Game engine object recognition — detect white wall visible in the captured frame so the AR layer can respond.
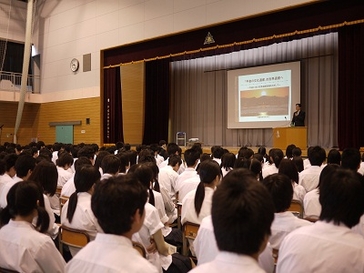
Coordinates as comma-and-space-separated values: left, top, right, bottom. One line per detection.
1, 0, 317, 103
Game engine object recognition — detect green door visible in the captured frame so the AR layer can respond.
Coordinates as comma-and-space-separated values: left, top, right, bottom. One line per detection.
56, 125, 73, 144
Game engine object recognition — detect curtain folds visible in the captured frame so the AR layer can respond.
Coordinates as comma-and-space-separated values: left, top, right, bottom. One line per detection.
338, 24, 364, 149
103, 67, 123, 144
170, 33, 338, 148
143, 59, 170, 144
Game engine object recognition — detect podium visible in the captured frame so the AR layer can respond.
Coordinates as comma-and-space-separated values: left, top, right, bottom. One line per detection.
273, 127, 307, 150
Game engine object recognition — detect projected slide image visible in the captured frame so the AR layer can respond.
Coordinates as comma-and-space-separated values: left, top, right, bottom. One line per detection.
239, 87, 289, 117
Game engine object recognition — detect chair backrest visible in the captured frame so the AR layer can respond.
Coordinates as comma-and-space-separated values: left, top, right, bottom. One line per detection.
55, 186, 62, 197
182, 222, 200, 256
272, 248, 279, 273
58, 225, 90, 255
177, 202, 182, 229
132, 241, 147, 258
0, 267, 19, 273
59, 195, 69, 215
303, 216, 319, 223
288, 199, 304, 218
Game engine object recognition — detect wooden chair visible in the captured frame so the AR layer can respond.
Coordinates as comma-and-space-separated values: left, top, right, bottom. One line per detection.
177, 202, 182, 230
55, 186, 62, 197
0, 268, 19, 273
58, 225, 90, 255
272, 248, 279, 273
59, 195, 69, 215
132, 241, 147, 258
304, 216, 319, 223
288, 199, 304, 218
182, 222, 200, 256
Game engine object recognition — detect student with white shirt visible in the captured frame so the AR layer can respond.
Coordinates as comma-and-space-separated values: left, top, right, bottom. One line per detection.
220, 152, 235, 177
158, 154, 181, 201
175, 148, 201, 197
28, 160, 60, 238
61, 165, 103, 256
299, 146, 326, 192
278, 159, 306, 203
278, 168, 364, 273
100, 154, 120, 180
56, 152, 74, 187
181, 160, 221, 225
260, 173, 312, 273
0, 153, 17, 197
0, 154, 35, 208
0, 181, 65, 272
65, 175, 159, 273
262, 148, 284, 179
190, 168, 275, 273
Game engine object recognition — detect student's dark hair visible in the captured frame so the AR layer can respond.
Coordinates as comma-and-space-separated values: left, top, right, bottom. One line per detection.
126, 150, 138, 167
28, 160, 58, 196
77, 146, 95, 160
94, 150, 111, 170
250, 158, 263, 181
278, 158, 299, 183
212, 169, 274, 255
116, 152, 130, 173
4, 153, 18, 172
211, 146, 224, 159
263, 173, 292, 212
38, 148, 52, 162
194, 160, 220, 216
15, 154, 36, 178
292, 156, 304, 172
0, 181, 49, 233
91, 175, 147, 235
327, 149, 341, 165
238, 147, 254, 159
184, 148, 201, 167
319, 168, 364, 228
138, 148, 156, 164
56, 152, 73, 168
36, 141, 45, 150
258, 146, 267, 156
128, 164, 155, 206
292, 147, 302, 157
270, 148, 284, 168
74, 156, 92, 172
191, 143, 203, 155
221, 152, 236, 171
285, 144, 296, 159
234, 157, 251, 169
168, 154, 182, 167
308, 146, 326, 166
317, 163, 340, 189
101, 154, 120, 174
341, 148, 361, 171
166, 143, 179, 156
67, 165, 101, 223
252, 153, 264, 163
143, 161, 160, 192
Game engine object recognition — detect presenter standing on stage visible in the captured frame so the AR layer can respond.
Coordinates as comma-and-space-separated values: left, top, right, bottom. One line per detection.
291, 103, 305, 126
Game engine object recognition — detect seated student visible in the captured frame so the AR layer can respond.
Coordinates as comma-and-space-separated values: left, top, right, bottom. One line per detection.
158, 154, 182, 201
65, 175, 158, 273
61, 156, 93, 197
56, 152, 74, 187
0, 181, 65, 272
220, 152, 235, 177
341, 147, 361, 172
0, 153, 17, 197
181, 160, 221, 225
278, 159, 306, 203
61, 165, 103, 256
277, 169, 364, 273
262, 148, 284, 179
28, 160, 60, 238
303, 164, 340, 219
100, 154, 121, 180
327, 148, 341, 165
263, 173, 312, 248
0, 154, 35, 208
190, 168, 275, 273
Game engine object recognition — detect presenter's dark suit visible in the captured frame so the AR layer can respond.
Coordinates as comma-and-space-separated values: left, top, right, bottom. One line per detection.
291, 110, 305, 126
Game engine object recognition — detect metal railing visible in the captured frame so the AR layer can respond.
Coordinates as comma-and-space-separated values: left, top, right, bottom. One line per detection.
0, 71, 40, 93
